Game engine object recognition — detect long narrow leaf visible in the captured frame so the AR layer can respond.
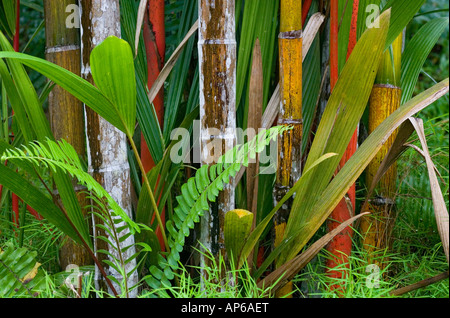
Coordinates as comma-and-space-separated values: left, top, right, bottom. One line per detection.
289, 79, 449, 263
400, 17, 449, 104
0, 164, 81, 244
408, 117, 449, 263
279, 9, 392, 265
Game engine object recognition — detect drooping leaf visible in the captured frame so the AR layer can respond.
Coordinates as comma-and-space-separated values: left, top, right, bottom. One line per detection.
0, 164, 81, 244
0, 37, 124, 133
407, 118, 449, 263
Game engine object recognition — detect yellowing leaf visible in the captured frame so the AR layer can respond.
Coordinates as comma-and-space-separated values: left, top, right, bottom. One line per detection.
21, 262, 41, 284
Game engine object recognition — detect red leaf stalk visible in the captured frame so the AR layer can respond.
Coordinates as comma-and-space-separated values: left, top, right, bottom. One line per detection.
142, 0, 166, 251
302, 0, 313, 28
326, 0, 359, 294
11, 0, 21, 227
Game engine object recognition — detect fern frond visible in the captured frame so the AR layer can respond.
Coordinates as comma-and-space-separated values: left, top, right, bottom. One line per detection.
1, 139, 148, 298
0, 242, 41, 297
147, 126, 290, 291
1, 138, 140, 234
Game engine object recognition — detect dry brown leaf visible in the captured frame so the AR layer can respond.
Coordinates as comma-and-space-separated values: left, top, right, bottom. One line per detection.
135, 0, 148, 56
408, 117, 449, 263
147, 20, 198, 104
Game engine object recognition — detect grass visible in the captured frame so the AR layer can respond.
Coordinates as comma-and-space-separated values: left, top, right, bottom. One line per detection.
292, 227, 448, 298
289, 102, 449, 298
140, 246, 278, 298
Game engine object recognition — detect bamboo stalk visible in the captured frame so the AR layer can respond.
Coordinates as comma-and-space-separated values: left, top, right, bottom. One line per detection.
360, 33, 403, 269
80, 0, 138, 297
273, 0, 302, 298
43, 0, 92, 270
198, 0, 237, 273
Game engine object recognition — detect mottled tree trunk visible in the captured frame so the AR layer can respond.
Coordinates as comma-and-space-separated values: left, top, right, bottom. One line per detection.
44, 0, 92, 271
80, 0, 137, 297
198, 0, 237, 273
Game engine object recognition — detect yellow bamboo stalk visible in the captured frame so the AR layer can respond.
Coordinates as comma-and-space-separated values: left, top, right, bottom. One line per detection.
273, 0, 302, 298
361, 33, 403, 268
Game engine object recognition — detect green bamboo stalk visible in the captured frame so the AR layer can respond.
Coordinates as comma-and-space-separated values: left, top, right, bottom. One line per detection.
43, 0, 92, 270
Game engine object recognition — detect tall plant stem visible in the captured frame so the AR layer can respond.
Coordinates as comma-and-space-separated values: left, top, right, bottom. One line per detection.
142, 0, 166, 251
128, 133, 170, 253
11, 0, 20, 227
44, 0, 92, 270
13, 0, 20, 52
80, 0, 137, 296
198, 0, 237, 271
360, 33, 403, 268
326, 0, 359, 293
274, 0, 303, 297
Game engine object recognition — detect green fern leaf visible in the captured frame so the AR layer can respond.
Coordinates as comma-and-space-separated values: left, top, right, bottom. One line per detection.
148, 126, 290, 292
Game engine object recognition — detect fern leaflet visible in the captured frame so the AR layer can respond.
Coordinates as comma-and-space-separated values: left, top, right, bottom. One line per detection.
145, 126, 289, 291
